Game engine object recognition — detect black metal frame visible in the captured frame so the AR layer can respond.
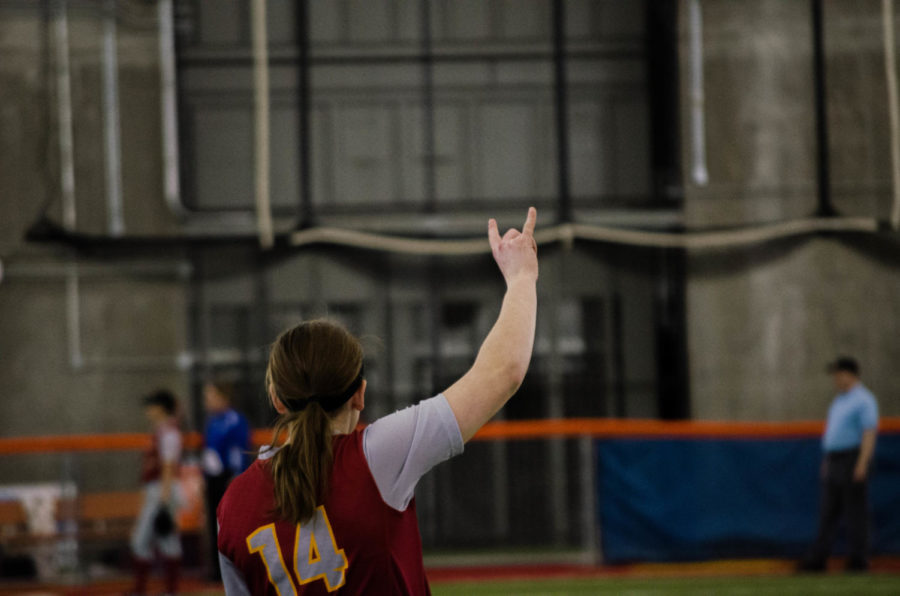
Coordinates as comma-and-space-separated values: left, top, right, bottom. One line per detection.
295, 0, 313, 227
645, 0, 689, 419
646, 0, 683, 204
811, 0, 835, 217
420, 0, 437, 214
179, 1, 691, 423
173, 0, 659, 219
552, 0, 572, 224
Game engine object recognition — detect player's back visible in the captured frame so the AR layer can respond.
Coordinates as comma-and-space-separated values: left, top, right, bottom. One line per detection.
217, 429, 430, 595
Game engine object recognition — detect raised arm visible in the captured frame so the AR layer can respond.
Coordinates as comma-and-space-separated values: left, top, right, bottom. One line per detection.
443, 207, 539, 442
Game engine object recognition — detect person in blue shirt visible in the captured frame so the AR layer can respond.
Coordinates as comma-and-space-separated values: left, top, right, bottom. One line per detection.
202, 380, 251, 581
800, 356, 878, 572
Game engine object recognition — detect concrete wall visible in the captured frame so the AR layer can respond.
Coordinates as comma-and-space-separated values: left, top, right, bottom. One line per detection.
826, 0, 895, 216
0, 3, 181, 242
688, 237, 900, 420
0, 262, 190, 489
682, 0, 817, 228
0, 3, 189, 491
683, 0, 900, 420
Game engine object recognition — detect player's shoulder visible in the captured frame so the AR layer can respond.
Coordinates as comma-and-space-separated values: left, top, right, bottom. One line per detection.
159, 419, 181, 433
853, 383, 877, 403
158, 422, 182, 442
221, 460, 266, 502
330, 429, 371, 476
233, 456, 266, 482
218, 460, 272, 533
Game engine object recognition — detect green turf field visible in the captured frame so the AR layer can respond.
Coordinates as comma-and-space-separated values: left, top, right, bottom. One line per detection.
430, 575, 900, 595
6, 574, 896, 596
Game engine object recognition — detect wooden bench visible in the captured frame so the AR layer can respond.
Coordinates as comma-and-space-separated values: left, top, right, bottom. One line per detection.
0, 501, 28, 544
0, 491, 202, 552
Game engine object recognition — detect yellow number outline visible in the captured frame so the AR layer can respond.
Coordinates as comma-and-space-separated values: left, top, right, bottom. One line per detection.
246, 507, 348, 594
294, 506, 348, 592
246, 524, 298, 596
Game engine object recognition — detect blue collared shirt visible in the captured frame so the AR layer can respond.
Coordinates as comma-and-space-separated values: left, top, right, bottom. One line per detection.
822, 382, 878, 452
203, 408, 251, 476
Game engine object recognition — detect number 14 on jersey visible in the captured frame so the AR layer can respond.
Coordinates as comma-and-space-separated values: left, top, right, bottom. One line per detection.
247, 506, 348, 593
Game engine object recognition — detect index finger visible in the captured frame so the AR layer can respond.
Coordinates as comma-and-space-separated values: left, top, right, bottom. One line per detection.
522, 206, 537, 237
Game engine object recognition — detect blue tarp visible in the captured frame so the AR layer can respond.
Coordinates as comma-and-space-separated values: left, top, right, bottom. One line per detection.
597, 434, 900, 562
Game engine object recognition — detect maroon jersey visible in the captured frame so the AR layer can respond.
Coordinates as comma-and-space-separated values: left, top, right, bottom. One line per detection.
217, 429, 431, 595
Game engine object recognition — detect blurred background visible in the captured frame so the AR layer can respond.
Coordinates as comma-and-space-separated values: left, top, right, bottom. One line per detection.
1, 0, 900, 589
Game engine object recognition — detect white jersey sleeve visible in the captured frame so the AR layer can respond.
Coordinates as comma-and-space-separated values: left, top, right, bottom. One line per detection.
159, 426, 182, 464
219, 552, 252, 596
362, 393, 464, 511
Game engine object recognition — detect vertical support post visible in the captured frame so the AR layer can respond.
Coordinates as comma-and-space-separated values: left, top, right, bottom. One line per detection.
578, 436, 600, 561
54, 0, 76, 229
252, 252, 271, 395
378, 265, 396, 419
883, 0, 900, 229
686, 0, 708, 186
811, 0, 835, 216
552, 0, 571, 223
545, 256, 568, 545
58, 452, 80, 576
421, 0, 437, 212
490, 438, 510, 542
158, 0, 185, 217
655, 248, 690, 419
425, 258, 442, 545
252, 0, 274, 249
419, 468, 438, 547
427, 259, 442, 399
66, 264, 83, 370
295, 0, 313, 227
645, 2, 690, 421
102, 0, 124, 236
187, 247, 205, 434
612, 293, 626, 417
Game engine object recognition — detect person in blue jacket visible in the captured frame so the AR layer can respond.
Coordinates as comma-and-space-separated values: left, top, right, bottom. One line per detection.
202, 380, 251, 580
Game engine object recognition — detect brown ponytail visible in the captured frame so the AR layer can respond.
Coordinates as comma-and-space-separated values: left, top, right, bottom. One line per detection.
265, 320, 364, 525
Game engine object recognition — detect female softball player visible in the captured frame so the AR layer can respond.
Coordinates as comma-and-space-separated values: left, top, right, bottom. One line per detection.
130, 389, 183, 596
216, 207, 539, 595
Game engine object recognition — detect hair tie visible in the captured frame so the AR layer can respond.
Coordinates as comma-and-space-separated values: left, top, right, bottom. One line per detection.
279, 364, 364, 414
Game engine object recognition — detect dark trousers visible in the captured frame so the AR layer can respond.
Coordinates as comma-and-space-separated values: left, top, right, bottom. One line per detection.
808, 449, 869, 567
205, 472, 233, 581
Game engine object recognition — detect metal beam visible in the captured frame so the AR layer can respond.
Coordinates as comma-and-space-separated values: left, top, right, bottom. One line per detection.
295, 0, 313, 227
54, 0, 76, 229
552, 0, 571, 223
101, 0, 124, 236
